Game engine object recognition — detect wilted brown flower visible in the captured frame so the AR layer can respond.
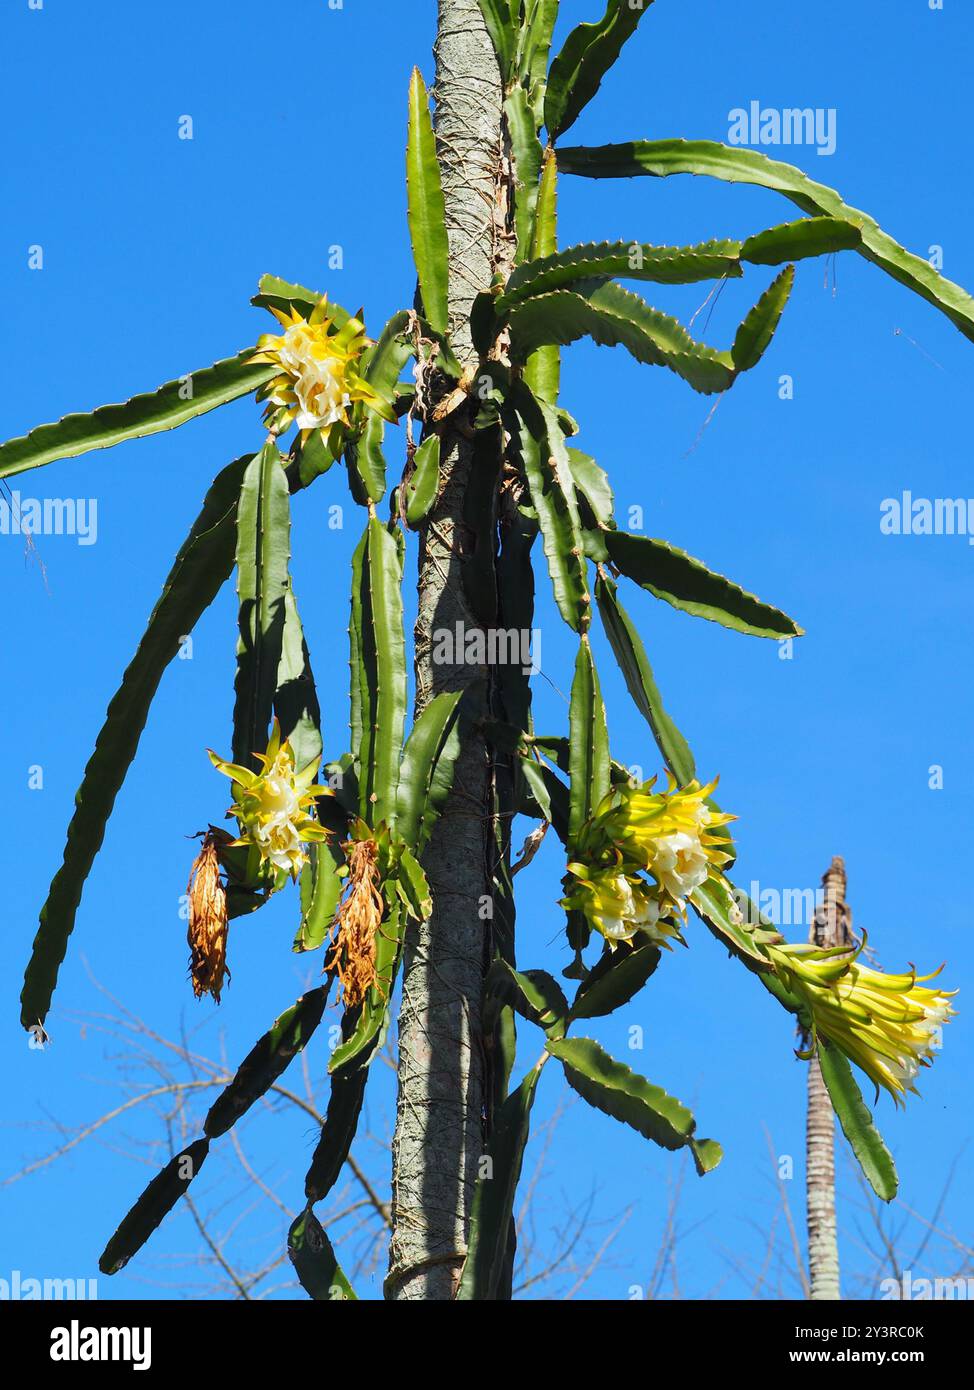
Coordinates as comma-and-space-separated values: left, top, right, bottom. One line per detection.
187, 832, 230, 1002
327, 837, 384, 1008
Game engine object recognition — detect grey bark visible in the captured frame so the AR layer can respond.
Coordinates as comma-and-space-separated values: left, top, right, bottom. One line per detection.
805, 856, 852, 1301
386, 0, 506, 1300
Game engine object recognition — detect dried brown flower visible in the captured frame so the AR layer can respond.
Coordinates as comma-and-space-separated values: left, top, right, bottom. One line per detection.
327, 837, 384, 1008
187, 832, 230, 1003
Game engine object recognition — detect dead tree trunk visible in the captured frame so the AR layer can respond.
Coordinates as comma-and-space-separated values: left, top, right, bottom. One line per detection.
805, 855, 852, 1300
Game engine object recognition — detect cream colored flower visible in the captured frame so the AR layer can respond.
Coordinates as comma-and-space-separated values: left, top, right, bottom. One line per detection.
576, 772, 734, 917
291, 356, 349, 430
208, 720, 330, 880
250, 300, 395, 446
653, 830, 711, 901
561, 863, 680, 951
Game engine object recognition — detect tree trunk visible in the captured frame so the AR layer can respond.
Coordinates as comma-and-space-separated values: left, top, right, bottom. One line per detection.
805, 856, 851, 1301
386, 0, 506, 1301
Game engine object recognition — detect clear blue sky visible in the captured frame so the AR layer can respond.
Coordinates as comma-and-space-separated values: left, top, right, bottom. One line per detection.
2, 0, 971, 1300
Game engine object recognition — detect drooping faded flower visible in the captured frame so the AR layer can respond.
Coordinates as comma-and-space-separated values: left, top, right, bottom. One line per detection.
208, 720, 330, 879
561, 863, 681, 950
187, 831, 230, 1002
250, 299, 395, 449
327, 829, 385, 1008
769, 940, 956, 1104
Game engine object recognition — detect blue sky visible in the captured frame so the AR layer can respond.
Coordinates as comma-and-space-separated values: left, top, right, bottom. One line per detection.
2, 0, 971, 1301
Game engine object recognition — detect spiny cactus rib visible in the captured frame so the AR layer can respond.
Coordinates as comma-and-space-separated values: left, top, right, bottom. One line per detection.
20, 456, 252, 1031
232, 438, 292, 770
406, 67, 450, 336
557, 138, 974, 343
0, 353, 275, 481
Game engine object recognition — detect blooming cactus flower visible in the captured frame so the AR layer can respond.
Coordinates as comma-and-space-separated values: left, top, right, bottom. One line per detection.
208, 720, 330, 879
561, 863, 681, 949
769, 940, 956, 1103
564, 773, 735, 947
250, 299, 396, 448
587, 774, 735, 907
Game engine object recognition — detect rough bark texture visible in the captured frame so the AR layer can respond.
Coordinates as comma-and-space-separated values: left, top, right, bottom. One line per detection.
386, 0, 506, 1301
805, 856, 852, 1301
